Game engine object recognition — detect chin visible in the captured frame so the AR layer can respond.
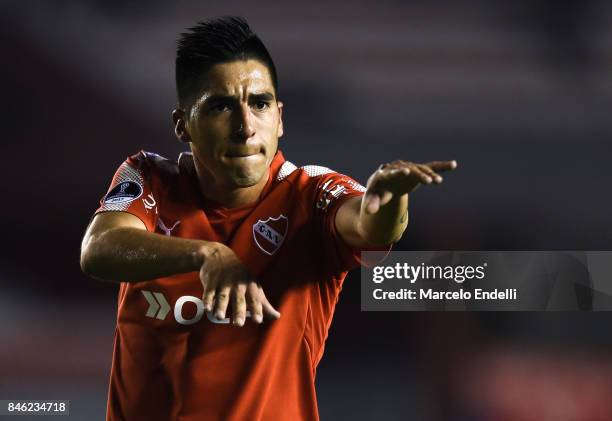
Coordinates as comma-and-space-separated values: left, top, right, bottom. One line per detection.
230, 168, 266, 187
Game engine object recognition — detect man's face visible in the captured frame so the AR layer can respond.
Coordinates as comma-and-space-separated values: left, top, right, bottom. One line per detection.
181, 59, 283, 188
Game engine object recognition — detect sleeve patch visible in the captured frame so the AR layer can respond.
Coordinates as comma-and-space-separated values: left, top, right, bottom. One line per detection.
100, 163, 145, 211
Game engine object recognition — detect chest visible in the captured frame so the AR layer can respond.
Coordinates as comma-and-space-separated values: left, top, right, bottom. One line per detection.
154, 183, 318, 275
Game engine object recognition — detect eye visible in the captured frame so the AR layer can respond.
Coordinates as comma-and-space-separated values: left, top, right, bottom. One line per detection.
209, 102, 232, 113
253, 101, 269, 111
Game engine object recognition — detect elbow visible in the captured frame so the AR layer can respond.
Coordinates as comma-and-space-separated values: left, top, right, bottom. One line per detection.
80, 247, 97, 278
80, 232, 107, 280
80, 240, 98, 278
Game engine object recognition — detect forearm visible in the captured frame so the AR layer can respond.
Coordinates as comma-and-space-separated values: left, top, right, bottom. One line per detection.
337, 159, 455, 248
81, 227, 209, 282
358, 193, 409, 245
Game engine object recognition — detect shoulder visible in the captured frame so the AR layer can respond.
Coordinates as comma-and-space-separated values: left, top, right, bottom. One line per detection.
126, 150, 179, 176
120, 151, 187, 192
275, 162, 331, 192
276, 161, 341, 183
277, 160, 365, 192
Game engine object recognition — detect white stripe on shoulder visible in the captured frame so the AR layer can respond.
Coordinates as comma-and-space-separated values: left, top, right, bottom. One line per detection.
276, 162, 337, 181
277, 161, 298, 181
301, 165, 334, 177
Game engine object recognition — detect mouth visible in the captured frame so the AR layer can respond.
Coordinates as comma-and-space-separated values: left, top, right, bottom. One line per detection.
224, 148, 263, 158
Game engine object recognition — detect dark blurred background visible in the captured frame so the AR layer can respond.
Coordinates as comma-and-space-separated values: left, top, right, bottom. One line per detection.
2, 1, 612, 420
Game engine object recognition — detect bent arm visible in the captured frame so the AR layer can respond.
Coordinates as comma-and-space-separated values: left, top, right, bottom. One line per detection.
80, 212, 210, 282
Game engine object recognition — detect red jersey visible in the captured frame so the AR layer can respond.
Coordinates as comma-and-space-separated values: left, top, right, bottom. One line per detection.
95, 150, 375, 420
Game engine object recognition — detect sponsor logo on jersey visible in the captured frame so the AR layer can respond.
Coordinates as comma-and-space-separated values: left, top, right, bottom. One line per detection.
141, 290, 171, 320
141, 291, 251, 325
252, 214, 288, 255
104, 181, 143, 204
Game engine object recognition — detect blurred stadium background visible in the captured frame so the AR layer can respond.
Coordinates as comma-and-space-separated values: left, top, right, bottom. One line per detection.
2, 1, 612, 419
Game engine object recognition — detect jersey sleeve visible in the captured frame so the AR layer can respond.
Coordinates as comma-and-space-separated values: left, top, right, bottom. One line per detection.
94, 153, 158, 231
313, 171, 391, 274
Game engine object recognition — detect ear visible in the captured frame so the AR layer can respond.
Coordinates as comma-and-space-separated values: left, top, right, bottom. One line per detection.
172, 109, 191, 143
277, 101, 284, 138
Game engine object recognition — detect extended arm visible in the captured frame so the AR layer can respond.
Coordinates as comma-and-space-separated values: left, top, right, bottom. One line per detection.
336, 160, 457, 247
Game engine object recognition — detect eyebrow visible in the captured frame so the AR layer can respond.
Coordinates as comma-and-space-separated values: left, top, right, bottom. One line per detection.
249, 92, 275, 102
204, 91, 276, 105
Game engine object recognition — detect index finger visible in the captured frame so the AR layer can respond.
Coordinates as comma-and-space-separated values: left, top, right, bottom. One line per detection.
425, 160, 457, 172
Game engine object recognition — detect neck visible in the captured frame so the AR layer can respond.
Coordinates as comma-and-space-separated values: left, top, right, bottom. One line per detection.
194, 166, 270, 208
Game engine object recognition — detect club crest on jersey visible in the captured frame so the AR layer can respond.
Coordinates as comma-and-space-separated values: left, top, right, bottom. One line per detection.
252, 215, 288, 255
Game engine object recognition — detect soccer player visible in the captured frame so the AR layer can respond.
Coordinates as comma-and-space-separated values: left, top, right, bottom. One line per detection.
80, 17, 456, 420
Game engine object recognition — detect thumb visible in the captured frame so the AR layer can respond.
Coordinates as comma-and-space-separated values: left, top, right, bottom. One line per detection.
378, 190, 394, 207
364, 193, 381, 214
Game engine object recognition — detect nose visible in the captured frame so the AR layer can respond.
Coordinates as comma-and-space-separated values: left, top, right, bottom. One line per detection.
233, 103, 255, 141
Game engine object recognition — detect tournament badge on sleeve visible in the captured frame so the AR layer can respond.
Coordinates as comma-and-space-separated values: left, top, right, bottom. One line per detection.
252, 215, 288, 255
104, 181, 143, 204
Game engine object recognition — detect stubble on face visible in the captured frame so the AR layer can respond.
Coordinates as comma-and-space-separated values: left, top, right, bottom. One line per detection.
186, 60, 283, 202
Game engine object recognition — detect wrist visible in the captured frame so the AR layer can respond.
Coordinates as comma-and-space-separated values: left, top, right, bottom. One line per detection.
194, 241, 218, 269
358, 194, 409, 245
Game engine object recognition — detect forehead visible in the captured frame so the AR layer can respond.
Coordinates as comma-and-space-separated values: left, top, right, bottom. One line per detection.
200, 59, 275, 96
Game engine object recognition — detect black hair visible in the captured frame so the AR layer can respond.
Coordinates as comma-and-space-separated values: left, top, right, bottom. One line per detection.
176, 16, 278, 108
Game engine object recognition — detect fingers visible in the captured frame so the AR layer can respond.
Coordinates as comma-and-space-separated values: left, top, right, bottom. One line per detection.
393, 161, 437, 184
235, 283, 278, 325
365, 167, 410, 214
231, 283, 247, 326
409, 165, 433, 184
204, 280, 276, 326
378, 190, 394, 207
365, 189, 396, 214
201, 265, 217, 312
425, 160, 457, 172
416, 164, 442, 184
366, 159, 457, 203
247, 282, 264, 324
261, 292, 281, 320
365, 193, 381, 214
199, 243, 280, 326
365, 167, 416, 212
214, 285, 231, 321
